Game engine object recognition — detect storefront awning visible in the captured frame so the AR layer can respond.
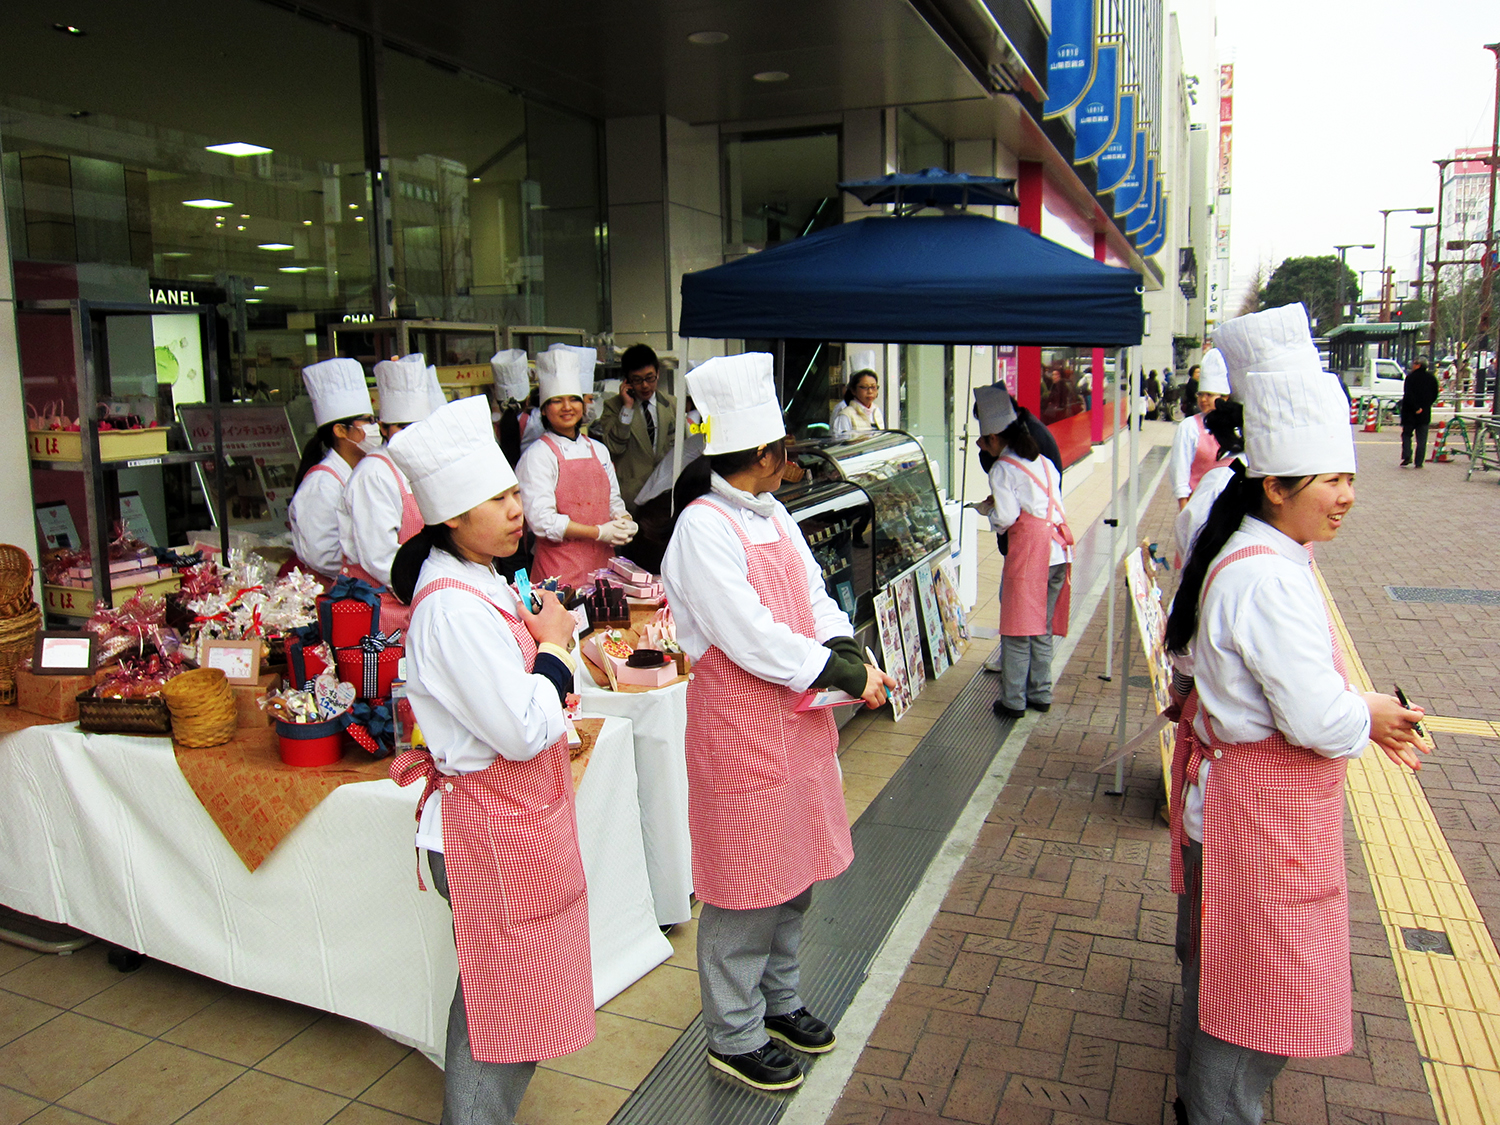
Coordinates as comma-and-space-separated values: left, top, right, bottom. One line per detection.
679, 214, 1143, 347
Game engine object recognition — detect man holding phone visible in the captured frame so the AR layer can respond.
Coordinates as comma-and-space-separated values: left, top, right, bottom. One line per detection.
598, 344, 677, 511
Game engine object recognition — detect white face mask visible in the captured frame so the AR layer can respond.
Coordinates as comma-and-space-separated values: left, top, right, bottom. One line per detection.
357, 428, 383, 454
582, 394, 603, 427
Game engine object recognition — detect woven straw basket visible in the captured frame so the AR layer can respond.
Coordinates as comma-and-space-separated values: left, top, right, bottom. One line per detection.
0, 546, 39, 706
160, 668, 237, 748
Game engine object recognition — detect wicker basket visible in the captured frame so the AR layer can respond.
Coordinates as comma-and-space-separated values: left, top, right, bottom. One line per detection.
0, 545, 33, 617
76, 690, 173, 735
160, 668, 237, 748
0, 604, 41, 706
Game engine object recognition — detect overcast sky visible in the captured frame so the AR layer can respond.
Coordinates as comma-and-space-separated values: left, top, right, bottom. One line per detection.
1196, 0, 1497, 318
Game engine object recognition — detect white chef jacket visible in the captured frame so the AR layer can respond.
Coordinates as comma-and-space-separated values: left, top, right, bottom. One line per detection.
515, 432, 628, 543
1169, 415, 1209, 500
406, 549, 570, 853
336, 453, 411, 587
288, 450, 352, 579
519, 411, 544, 457
1172, 461, 1236, 565
1181, 516, 1370, 842
635, 413, 704, 506
662, 478, 853, 694
986, 455, 1071, 567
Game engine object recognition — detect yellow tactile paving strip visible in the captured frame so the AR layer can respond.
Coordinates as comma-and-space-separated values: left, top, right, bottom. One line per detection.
1315, 562, 1500, 1121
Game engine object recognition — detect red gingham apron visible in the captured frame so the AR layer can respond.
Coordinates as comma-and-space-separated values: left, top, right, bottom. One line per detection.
389, 577, 594, 1064
1168, 544, 1353, 1058
1188, 413, 1235, 493
684, 497, 853, 911
530, 435, 615, 588
341, 452, 424, 634
998, 456, 1072, 638
278, 462, 346, 586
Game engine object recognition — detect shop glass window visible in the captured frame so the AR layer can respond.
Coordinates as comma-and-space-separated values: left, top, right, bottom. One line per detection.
897, 110, 948, 175
381, 51, 606, 334
898, 344, 952, 493
722, 129, 840, 253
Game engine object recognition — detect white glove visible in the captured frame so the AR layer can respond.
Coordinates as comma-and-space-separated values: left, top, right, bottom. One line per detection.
596, 518, 636, 546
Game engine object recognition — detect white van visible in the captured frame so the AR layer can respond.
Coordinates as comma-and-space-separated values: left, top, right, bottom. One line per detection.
1335, 354, 1406, 400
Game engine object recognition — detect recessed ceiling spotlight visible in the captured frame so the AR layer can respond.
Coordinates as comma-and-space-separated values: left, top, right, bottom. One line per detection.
68, 109, 90, 119
205, 142, 272, 157
236, 225, 245, 231
258, 243, 294, 251
688, 31, 728, 45
279, 266, 309, 273
182, 199, 234, 209
52, 23, 85, 35
252, 285, 270, 291
302, 219, 313, 226
472, 177, 481, 183
347, 203, 358, 210
355, 216, 365, 222
161, 252, 191, 259
753, 70, 790, 83
239, 214, 249, 219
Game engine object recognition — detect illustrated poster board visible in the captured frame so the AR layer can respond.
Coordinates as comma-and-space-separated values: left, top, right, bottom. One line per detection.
179, 404, 301, 531
118, 492, 159, 546
36, 502, 81, 551
1124, 547, 1176, 792
873, 589, 912, 721
913, 561, 951, 678
933, 559, 970, 658
892, 572, 927, 701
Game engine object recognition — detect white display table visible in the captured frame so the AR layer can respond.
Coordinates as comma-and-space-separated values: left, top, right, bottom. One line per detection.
0, 716, 671, 1064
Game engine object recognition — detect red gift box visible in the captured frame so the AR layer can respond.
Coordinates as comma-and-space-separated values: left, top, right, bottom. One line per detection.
315, 577, 383, 648
335, 638, 403, 701
286, 637, 328, 688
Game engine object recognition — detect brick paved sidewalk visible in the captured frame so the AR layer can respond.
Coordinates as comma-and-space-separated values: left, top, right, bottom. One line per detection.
826, 463, 1441, 1125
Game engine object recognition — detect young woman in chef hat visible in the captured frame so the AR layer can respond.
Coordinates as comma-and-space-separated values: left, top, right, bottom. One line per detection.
515, 345, 635, 587
1163, 303, 1428, 1125
334, 355, 445, 628
385, 395, 592, 1125
1168, 349, 1234, 512
661, 353, 894, 1092
972, 382, 1073, 720
286, 359, 379, 581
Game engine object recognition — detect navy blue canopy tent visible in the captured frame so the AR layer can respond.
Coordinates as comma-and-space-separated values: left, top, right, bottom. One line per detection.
678, 212, 1143, 347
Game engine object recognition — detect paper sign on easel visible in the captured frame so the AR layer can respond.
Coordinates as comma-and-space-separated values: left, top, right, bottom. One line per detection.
36, 503, 80, 551
914, 561, 951, 678
873, 589, 912, 722
893, 572, 927, 701
118, 492, 158, 546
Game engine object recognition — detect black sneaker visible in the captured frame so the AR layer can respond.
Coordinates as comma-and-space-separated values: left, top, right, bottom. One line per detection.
993, 701, 1025, 720
707, 1042, 804, 1090
1026, 699, 1051, 713
765, 1007, 837, 1053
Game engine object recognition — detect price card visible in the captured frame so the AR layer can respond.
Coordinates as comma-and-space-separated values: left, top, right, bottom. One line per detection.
36, 502, 80, 551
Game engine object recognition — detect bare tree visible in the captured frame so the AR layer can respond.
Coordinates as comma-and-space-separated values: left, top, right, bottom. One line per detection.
1236, 261, 1266, 318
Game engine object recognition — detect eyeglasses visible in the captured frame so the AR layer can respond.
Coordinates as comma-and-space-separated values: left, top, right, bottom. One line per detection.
625, 371, 659, 386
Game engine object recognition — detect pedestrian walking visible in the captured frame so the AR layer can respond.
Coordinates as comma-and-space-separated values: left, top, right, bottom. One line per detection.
1164, 303, 1428, 1125
1400, 358, 1439, 468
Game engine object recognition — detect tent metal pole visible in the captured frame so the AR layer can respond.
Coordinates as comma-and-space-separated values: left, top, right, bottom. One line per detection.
1112, 352, 1137, 797
1103, 350, 1120, 682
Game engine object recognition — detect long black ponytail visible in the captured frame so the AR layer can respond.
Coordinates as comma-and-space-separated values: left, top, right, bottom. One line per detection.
1164, 465, 1313, 653
667, 438, 787, 537
294, 415, 366, 488
390, 523, 463, 606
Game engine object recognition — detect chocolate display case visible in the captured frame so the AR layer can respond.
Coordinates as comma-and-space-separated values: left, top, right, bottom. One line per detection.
778, 430, 950, 629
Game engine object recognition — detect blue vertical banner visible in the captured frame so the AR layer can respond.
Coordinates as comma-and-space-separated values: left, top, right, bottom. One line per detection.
1136, 183, 1163, 247
1073, 43, 1119, 164
1113, 131, 1147, 215
1138, 196, 1168, 257
1043, 0, 1095, 118
1095, 91, 1135, 193
1126, 158, 1157, 233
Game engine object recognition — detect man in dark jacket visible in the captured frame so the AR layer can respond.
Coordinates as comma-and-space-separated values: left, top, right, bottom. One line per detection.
1401, 358, 1440, 468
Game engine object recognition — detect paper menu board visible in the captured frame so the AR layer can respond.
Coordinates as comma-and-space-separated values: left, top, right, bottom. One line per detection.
118, 492, 158, 546
36, 502, 81, 551
914, 562, 950, 678
933, 559, 969, 657
873, 589, 912, 721
179, 404, 300, 531
892, 572, 927, 702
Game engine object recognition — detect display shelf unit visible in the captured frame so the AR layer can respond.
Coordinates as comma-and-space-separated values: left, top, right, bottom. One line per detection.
326, 319, 502, 364
21, 299, 229, 612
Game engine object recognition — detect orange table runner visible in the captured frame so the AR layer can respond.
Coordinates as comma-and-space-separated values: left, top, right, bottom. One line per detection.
173, 718, 603, 872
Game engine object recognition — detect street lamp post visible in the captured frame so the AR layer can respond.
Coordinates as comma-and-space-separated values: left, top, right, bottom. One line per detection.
1378, 206, 1434, 320
1411, 223, 1436, 310
1479, 43, 1499, 348
1432, 158, 1460, 355
1334, 243, 1374, 328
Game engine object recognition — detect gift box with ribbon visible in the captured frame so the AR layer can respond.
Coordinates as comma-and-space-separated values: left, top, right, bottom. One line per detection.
334, 629, 404, 701
346, 698, 395, 758
286, 623, 329, 688
316, 575, 383, 649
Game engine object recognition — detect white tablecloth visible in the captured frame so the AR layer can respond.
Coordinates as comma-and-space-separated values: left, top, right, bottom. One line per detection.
0, 717, 671, 1064
577, 677, 694, 925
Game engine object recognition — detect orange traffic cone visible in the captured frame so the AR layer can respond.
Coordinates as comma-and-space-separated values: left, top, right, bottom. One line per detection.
1432, 421, 1451, 463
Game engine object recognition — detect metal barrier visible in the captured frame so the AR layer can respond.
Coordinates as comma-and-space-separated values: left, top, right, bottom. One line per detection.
1466, 418, 1500, 482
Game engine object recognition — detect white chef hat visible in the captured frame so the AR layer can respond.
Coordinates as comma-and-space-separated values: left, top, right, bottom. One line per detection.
1214, 304, 1323, 386
302, 358, 373, 428
973, 383, 1017, 437
425, 365, 448, 414
848, 349, 880, 376
1198, 349, 1231, 397
535, 349, 588, 404
490, 349, 531, 402
546, 342, 599, 377
387, 395, 516, 525
375, 356, 437, 425
686, 353, 785, 455
1223, 304, 1355, 478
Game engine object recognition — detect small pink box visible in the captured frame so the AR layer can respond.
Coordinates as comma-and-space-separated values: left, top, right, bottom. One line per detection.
608, 558, 650, 585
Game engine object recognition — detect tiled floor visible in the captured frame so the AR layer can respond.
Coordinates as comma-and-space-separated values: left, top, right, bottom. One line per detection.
0, 427, 1168, 1125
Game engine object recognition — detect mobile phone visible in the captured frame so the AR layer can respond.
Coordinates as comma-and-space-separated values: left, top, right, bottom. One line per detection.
514, 569, 539, 613
1394, 684, 1428, 739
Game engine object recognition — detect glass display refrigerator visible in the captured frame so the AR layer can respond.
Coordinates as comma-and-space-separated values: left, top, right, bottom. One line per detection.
777, 430, 951, 639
